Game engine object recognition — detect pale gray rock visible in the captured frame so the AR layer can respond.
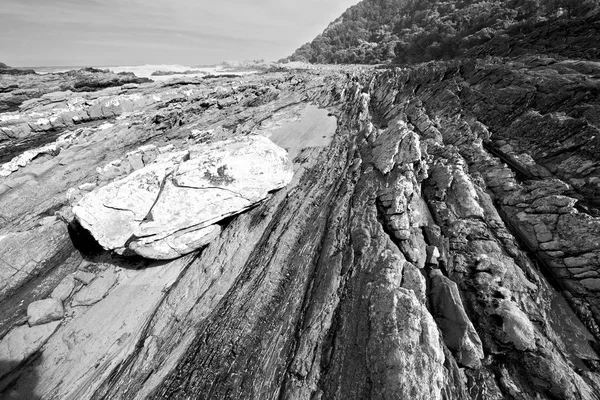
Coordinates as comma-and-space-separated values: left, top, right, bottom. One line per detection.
401, 261, 427, 304
14, 257, 188, 399
0, 321, 61, 378
73, 270, 96, 285
397, 130, 422, 165
71, 268, 118, 307
446, 169, 485, 219
129, 225, 221, 260
368, 262, 445, 400
0, 218, 70, 300
371, 121, 409, 174
429, 269, 484, 369
27, 298, 65, 326
50, 275, 75, 301
74, 135, 293, 259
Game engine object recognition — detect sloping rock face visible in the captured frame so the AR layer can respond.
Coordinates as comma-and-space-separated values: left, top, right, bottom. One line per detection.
1, 56, 600, 400
73, 135, 293, 259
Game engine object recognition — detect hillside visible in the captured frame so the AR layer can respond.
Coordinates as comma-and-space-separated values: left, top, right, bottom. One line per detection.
286, 0, 600, 64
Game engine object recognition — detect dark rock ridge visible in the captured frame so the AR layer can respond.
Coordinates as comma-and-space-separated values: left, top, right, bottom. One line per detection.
0, 62, 36, 76
1, 55, 600, 400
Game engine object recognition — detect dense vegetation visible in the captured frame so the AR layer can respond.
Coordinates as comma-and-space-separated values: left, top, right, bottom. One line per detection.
285, 0, 600, 64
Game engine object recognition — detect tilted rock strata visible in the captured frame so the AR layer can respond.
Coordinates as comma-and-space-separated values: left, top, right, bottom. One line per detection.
73, 135, 293, 259
0, 60, 599, 400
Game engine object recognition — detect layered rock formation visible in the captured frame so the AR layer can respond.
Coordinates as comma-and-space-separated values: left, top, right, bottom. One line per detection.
1, 50, 600, 400
0, 66, 150, 114
74, 135, 293, 259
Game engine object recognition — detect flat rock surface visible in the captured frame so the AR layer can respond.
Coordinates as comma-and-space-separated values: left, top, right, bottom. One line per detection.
0, 321, 60, 380
71, 268, 117, 307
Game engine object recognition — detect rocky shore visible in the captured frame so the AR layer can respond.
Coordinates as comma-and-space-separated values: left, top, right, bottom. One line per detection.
0, 54, 599, 399
0, 64, 150, 114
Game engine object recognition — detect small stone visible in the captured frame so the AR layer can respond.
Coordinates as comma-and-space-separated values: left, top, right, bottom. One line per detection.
402, 262, 427, 304
426, 245, 441, 265
564, 256, 590, 268
580, 278, 600, 291
393, 229, 411, 240
51, 275, 75, 301
539, 241, 561, 251
398, 229, 427, 268
71, 268, 118, 307
388, 213, 409, 232
27, 298, 65, 326
377, 193, 395, 203
533, 223, 553, 243
78, 182, 97, 191
73, 270, 96, 285
127, 152, 145, 170
66, 188, 82, 204
574, 271, 598, 280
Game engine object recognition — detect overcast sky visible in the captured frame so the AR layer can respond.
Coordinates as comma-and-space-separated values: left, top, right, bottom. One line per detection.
1, 0, 358, 67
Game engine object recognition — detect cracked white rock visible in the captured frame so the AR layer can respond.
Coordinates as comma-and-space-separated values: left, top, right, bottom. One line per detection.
73, 135, 293, 259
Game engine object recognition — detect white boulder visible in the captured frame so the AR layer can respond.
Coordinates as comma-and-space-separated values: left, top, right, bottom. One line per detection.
73, 135, 293, 259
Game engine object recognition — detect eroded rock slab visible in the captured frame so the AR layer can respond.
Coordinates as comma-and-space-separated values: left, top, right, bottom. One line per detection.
73, 135, 293, 259
27, 298, 64, 327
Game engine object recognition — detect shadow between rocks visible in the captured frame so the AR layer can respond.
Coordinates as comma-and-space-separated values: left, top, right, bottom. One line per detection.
0, 359, 40, 400
67, 205, 257, 270
67, 219, 163, 270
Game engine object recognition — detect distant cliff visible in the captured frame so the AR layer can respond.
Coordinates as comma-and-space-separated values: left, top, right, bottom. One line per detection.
0, 62, 36, 76
285, 0, 600, 64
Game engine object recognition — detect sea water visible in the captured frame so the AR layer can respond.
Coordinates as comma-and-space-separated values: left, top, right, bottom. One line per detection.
26, 64, 254, 81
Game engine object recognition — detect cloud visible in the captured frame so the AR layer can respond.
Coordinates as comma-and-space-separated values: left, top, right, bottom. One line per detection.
1, 0, 358, 66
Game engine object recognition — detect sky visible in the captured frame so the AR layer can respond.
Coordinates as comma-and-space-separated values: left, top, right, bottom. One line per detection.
1, 0, 358, 67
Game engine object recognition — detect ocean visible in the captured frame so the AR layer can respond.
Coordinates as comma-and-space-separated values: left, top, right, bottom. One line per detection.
27, 64, 254, 81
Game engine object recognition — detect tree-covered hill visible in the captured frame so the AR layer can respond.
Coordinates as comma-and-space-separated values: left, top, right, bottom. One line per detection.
285, 0, 600, 64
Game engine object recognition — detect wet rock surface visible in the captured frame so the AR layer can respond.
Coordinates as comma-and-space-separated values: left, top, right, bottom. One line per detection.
0, 55, 599, 400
